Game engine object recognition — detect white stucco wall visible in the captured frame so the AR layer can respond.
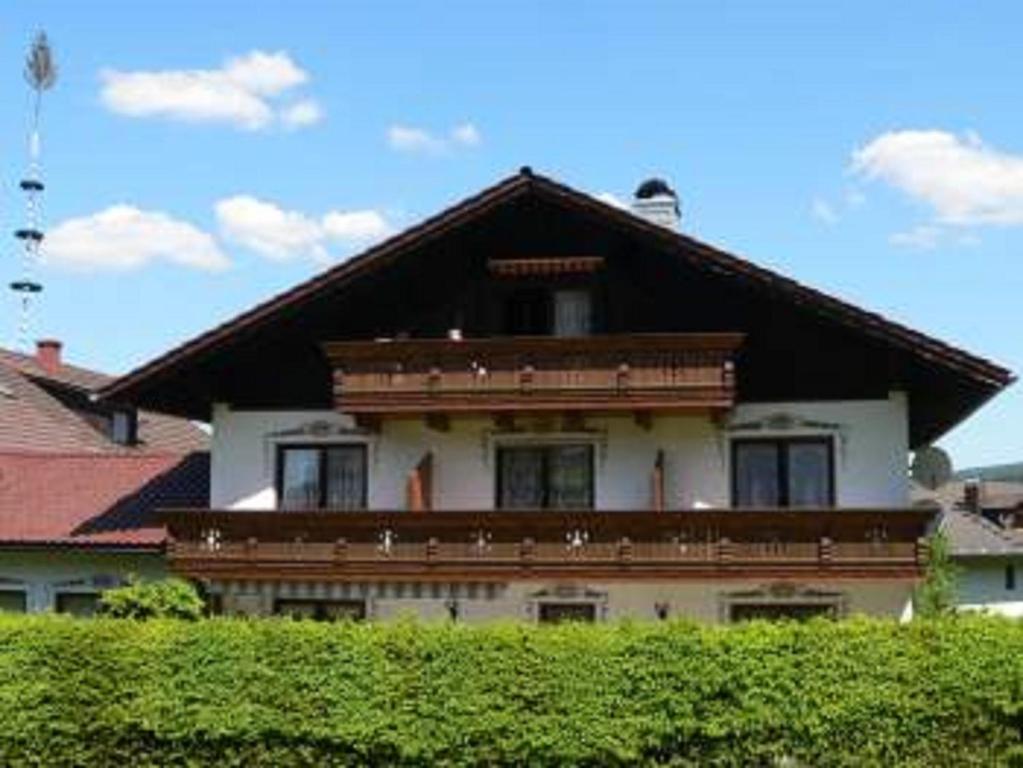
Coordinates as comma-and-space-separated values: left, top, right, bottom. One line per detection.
210, 392, 909, 510
0, 550, 166, 613
955, 559, 1023, 617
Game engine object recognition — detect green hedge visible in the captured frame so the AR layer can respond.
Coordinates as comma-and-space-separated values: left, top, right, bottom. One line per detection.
0, 615, 1020, 766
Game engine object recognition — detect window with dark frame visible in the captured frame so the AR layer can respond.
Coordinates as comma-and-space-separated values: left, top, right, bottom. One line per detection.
503, 287, 592, 336
538, 602, 597, 623
497, 444, 594, 509
731, 437, 835, 507
729, 603, 837, 622
277, 444, 367, 510
1006, 564, 1016, 591
273, 599, 367, 621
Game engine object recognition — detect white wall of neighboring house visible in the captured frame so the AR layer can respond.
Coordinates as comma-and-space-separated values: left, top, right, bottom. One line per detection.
210, 392, 909, 510
0, 550, 166, 614
956, 560, 1023, 617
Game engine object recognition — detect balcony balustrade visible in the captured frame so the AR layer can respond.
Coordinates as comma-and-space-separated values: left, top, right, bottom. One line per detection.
164, 508, 934, 580
322, 333, 743, 416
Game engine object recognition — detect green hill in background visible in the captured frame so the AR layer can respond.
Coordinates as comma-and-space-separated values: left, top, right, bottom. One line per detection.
954, 461, 1023, 482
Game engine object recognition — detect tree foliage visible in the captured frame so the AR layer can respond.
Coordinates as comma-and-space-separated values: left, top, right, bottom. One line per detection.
914, 531, 960, 618
98, 578, 205, 620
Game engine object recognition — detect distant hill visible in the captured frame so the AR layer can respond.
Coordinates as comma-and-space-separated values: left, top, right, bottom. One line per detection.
954, 462, 1023, 482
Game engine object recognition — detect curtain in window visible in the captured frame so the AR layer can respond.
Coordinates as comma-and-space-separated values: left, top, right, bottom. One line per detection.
325, 446, 367, 510
498, 448, 545, 508
734, 443, 780, 506
547, 445, 593, 508
281, 448, 320, 509
553, 290, 592, 337
786, 442, 831, 507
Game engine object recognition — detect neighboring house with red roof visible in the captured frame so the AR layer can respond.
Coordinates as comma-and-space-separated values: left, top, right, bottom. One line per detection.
0, 340, 208, 614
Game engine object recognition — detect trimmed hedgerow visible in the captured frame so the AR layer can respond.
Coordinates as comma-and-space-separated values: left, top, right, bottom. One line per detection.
0, 615, 1019, 766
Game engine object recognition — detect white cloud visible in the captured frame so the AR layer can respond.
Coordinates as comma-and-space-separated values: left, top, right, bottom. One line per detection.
100, 50, 320, 131
215, 196, 326, 261
45, 206, 229, 272
852, 130, 1023, 226
216, 196, 392, 262
280, 99, 323, 129
387, 125, 445, 153
450, 122, 481, 147
387, 122, 483, 154
889, 224, 942, 250
322, 210, 391, 241
810, 198, 838, 225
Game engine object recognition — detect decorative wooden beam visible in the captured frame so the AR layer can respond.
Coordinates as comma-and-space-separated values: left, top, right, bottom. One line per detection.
652, 450, 665, 512
487, 256, 604, 278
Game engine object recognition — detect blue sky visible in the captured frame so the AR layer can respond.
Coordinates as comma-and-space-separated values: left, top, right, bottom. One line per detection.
1, 1, 1020, 469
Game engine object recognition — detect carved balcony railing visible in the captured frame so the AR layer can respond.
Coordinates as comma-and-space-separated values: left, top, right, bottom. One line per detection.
321, 333, 743, 416
164, 508, 934, 581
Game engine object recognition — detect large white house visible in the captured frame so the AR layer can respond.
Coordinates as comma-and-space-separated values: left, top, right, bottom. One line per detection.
102, 170, 1013, 623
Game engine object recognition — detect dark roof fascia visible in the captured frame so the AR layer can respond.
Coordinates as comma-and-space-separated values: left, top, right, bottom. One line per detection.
100, 168, 1015, 409
0, 541, 165, 553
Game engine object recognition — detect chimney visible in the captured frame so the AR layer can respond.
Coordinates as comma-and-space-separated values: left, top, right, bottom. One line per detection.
35, 339, 62, 376
632, 178, 681, 230
963, 478, 982, 516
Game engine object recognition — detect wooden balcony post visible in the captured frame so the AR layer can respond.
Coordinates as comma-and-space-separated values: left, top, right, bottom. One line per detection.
617, 536, 633, 564
244, 536, 258, 559
426, 537, 439, 562
333, 538, 348, 565
818, 536, 833, 565
520, 537, 535, 565
915, 537, 931, 567
717, 536, 733, 564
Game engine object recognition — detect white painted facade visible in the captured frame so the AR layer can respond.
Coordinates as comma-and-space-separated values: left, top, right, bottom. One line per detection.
956, 560, 1023, 617
210, 392, 910, 511
0, 549, 166, 614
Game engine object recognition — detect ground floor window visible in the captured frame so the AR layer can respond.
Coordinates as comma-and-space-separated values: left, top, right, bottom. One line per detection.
273, 598, 367, 621
55, 592, 100, 617
537, 602, 597, 623
729, 602, 837, 622
0, 591, 26, 613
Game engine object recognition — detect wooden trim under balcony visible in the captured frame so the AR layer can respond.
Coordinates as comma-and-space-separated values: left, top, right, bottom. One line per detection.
322, 333, 743, 416
164, 508, 934, 582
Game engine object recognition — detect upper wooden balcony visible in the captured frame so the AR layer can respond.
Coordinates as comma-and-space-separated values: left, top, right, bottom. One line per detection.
322, 333, 743, 417
164, 507, 934, 581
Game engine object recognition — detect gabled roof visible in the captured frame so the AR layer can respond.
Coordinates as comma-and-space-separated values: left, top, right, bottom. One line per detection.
101, 168, 1014, 440
941, 506, 1023, 558
0, 451, 208, 548
0, 347, 208, 454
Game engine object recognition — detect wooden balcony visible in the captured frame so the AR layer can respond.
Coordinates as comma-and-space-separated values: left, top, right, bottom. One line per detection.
322, 333, 743, 416
164, 508, 934, 581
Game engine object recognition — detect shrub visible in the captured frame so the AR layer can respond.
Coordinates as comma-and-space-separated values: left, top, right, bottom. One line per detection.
0, 615, 1019, 766
98, 577, 205, 620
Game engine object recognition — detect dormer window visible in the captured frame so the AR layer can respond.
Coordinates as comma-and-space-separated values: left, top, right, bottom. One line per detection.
111, 409, 138, 446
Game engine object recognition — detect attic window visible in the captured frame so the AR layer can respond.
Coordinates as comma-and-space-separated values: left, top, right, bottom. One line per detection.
111, 409, 138, 446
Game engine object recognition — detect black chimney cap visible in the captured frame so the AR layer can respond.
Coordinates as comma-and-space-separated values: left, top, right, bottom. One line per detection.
635, 178, 676, 199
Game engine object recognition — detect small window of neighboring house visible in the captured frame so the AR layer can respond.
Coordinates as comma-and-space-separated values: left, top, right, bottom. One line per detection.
277, 444, 368, 510
274, 599, 367, 621
1006, 564, 1016, 591
497, 444, 594, 509
538, 603, 597, 623
111, 409, 137, 445
732, 438, 835, 507
55, 592, 100, 617
0, 591, 26, 613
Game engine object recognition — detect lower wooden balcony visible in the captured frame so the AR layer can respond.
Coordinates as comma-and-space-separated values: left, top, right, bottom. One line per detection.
164, 508, 935, 581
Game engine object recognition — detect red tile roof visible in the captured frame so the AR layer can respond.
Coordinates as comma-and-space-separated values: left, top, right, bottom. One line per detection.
0, 451, 208, 548
0, 346, 208, 454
